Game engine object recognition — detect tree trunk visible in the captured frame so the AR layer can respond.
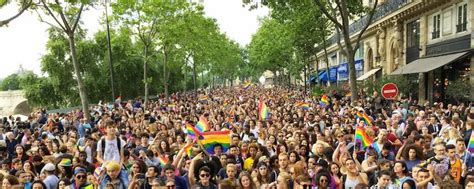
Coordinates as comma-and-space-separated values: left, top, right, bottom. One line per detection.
163, 45, 169, 98
192, 60, 197, 98
347, 50, 359, 104
183, 65, 187, 92
322, 36, 330, 87
143, 45, 149, 108
67, 35, 90, 121
304, 61, 307, 96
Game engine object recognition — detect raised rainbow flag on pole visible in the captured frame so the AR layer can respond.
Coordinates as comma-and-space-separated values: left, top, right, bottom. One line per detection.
183, 143, 193, 158
355, 127, 374, 148
196, 116, 210, 133
185, 123, 201, 140
319, 94, 330, 107
200, 130, 231, 154
295, 102, 310, 110
158, 156, 169, 167
356, 111, 374, 126
258, 99, 270, 121
468, 132, 474, 152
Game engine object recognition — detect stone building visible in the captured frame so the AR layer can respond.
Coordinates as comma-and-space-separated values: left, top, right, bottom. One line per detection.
315, 0, 474, 103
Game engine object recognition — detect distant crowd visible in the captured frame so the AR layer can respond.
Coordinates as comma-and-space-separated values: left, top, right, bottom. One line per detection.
0, 85, 473, 189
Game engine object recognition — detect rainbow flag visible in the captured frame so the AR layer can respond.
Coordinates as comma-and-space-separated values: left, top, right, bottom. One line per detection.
355, 127, 374, 148
372, 142, 382, 154
93, 167, 104, 178
356, 112, 373, 126
242, 82, 252, 90
115, 96, 121, 103
200, 131, 231, 154
468, 132, 474, 152
295, 102, 310, 110
183, 143, 193, 157
258, 99, 270, 121
185, 123, 201, 140
158, 156, 169, 167
319, 94, 330, 107
196, 116, 210, 133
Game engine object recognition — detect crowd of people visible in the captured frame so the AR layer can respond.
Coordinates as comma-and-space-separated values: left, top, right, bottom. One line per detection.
0, 85, 473, 189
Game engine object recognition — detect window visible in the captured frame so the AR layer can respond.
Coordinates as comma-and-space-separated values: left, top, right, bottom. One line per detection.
406, 20, 420, 48
432, 14, 441, 39
456, 4, 467, 32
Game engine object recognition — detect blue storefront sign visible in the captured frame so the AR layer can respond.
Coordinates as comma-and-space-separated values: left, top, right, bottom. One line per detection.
337, 63, 348, 80
329, 67, 338, 82
355, 59, 364, 71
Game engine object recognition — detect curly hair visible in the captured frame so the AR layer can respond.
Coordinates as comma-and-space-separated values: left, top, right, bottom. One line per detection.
402, 144, 425, 160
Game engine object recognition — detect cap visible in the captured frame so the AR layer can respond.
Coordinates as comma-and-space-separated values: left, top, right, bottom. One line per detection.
74, 167, 87, 175
42, 163, 55, 172
315, 159, 328, 168
58, 158, 72, 167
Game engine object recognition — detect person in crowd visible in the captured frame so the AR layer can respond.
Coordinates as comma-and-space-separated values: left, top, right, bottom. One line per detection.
0, 85, 471, 189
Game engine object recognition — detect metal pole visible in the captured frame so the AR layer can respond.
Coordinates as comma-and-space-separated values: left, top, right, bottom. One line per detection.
105, 2, 115, 102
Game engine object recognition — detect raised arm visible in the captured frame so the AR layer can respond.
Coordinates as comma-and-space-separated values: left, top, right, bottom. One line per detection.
188, 153, 203, 187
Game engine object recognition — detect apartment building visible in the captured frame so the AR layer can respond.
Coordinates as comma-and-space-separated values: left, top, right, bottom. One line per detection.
315, 0, 474, 103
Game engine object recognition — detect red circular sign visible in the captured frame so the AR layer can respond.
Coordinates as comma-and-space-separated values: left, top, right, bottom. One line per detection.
381, 83, 398, 99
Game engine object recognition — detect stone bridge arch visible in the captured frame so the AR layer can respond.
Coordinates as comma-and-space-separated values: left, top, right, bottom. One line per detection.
0, 90, 32, 116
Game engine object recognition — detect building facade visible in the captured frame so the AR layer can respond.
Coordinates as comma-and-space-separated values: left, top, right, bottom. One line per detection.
315, 0, 474, 103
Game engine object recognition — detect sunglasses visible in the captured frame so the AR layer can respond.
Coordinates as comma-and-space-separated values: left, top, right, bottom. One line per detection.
76, 175, 86, 179
320, 179, 328, 183
200, 174, 210, 178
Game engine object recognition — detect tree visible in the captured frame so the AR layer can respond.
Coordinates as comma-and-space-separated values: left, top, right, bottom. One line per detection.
0, 0, 35, 27
0, 73, 22, 91
248, 17, 294, 85
19, 71, 61, 108
313, 0, 379, 103
35, 0, 91, 120
245, 0, 378, 102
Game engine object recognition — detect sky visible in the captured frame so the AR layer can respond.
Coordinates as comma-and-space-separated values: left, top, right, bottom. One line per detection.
0, 0, 269, 79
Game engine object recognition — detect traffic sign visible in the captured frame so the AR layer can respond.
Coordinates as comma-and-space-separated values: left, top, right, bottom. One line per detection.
381, 83, 398, 99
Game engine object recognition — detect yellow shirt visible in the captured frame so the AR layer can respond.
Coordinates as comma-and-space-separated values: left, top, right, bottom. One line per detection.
450, 158, 462, 183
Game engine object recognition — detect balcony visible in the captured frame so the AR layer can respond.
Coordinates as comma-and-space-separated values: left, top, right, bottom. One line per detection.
327, 0, 411, 45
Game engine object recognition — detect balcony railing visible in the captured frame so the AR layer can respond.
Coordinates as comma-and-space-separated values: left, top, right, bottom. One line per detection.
327, 0, 411, 46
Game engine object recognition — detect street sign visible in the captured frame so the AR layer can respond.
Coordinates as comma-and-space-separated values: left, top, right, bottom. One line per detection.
381, 83, 398, 99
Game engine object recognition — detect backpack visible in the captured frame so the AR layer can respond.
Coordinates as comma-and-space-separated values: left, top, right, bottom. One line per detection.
101, 137, 122, 158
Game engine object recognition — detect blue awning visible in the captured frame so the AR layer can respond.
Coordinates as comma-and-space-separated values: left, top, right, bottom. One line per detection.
318, 71, 328, 82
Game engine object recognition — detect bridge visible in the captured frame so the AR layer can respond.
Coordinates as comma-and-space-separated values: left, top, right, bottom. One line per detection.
0, 90, 31, 117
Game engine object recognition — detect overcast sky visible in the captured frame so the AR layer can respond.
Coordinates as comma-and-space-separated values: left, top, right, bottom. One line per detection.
0, 0, 268, 78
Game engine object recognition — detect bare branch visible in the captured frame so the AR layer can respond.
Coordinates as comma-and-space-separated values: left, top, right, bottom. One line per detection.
313, 0, 343, 30
54, 0, 71, 32
0, 0, 33, 27
35, 8, 62, 31
71, 3, 84, 32
355, 0, 379, 51
41, 0, 67, 32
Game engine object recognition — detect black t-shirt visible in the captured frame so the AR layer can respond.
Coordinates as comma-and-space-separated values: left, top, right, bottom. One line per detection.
194, 182, 217, 189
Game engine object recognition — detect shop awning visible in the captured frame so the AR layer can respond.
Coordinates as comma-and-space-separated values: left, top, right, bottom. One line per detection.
357, 68, 381, 81
390, 52, 469, 75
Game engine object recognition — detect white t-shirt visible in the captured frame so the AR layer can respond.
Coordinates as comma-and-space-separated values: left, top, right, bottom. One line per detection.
96, 137, 126, 164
